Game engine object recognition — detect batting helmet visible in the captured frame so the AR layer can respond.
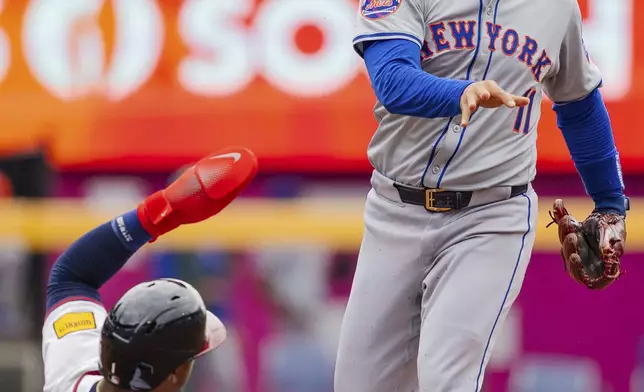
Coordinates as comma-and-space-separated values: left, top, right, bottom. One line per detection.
99, 278, 227, 391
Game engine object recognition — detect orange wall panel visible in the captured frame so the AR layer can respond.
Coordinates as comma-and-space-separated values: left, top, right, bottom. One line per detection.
0, 0, 640, 172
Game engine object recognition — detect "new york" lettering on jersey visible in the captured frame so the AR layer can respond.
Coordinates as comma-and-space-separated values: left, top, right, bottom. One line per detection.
420, 20, 552, 82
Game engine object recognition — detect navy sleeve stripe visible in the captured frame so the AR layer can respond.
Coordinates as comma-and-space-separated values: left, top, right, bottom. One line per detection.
45, 296, 104, 319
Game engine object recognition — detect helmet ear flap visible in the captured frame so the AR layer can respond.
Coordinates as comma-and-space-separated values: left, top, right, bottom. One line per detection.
100, 331, 187, 390
129, 363, 157, 390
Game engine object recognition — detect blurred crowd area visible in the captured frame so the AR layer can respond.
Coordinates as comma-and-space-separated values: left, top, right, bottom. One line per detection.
0, 0, 642, 391
0, 155, 643, 392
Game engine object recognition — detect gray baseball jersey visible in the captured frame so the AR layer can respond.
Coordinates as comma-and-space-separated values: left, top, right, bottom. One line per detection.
352, 0, 601, 190
335, 1, 601, 391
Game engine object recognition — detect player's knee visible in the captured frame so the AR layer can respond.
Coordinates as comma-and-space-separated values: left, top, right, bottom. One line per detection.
419, 355, 484, 392
333, 361, 361, 392
418, 370, 478, 392
334, 360, 374, 392
335, 353, 418, 392
334, 354, 370, 392
417, 331, 488, 391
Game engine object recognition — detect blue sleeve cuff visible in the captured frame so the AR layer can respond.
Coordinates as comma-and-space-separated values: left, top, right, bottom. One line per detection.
593, 197, 628, 215
555, 87, 626, 215
575, 155, 626, 215
111, 209, 153, 251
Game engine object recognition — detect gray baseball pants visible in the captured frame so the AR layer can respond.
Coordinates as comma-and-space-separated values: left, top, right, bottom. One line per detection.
334, 170, 537, 392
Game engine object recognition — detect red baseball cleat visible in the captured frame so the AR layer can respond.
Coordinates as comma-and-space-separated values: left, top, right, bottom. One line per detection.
137, 147, 258, 241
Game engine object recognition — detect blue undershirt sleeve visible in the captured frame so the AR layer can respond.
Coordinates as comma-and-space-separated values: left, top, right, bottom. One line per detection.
46, 209, 152, 310
554, 88, 626, 215
362, 39, 473, 118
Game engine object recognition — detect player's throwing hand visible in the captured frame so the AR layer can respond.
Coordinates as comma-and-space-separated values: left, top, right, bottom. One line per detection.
460, 80, 531, 127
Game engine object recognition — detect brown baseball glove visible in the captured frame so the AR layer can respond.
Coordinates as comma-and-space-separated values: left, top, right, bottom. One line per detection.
547, 199, 626, 290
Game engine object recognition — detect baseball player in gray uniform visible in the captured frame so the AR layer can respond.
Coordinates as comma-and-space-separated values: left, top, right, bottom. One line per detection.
335, 0, 629, 391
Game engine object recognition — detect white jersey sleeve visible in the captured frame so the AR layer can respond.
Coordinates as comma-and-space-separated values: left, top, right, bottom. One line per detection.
42, 299, 107, 392
352, 0, 427, 56
543, 2, 602, 103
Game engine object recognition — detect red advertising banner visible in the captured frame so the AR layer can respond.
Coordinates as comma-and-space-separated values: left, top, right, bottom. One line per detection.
0, 0, 641, 172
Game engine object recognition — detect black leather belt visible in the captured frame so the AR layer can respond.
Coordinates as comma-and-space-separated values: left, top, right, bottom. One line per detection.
393, 184, 529, 212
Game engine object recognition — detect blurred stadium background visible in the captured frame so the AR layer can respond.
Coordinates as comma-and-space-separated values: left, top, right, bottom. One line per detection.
0, 0, 642, 391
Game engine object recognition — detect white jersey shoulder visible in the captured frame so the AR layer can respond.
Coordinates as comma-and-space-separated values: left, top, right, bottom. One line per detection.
542, 0, 601, 103
42, 299, 106, 392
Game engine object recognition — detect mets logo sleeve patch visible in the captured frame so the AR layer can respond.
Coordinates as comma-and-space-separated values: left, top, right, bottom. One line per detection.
361, 0, 403, 20
54, 312, 97, 339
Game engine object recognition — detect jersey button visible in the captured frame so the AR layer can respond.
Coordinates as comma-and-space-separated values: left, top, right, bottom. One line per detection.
452, 125, 461, 133
486, 7, 493, 16
431, 166, 440, 174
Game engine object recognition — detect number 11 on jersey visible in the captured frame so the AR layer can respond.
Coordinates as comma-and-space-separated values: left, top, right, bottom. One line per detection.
513, 88, 537, 134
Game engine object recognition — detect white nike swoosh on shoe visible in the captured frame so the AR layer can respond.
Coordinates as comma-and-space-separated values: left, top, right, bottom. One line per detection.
209, 152, 241, 162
